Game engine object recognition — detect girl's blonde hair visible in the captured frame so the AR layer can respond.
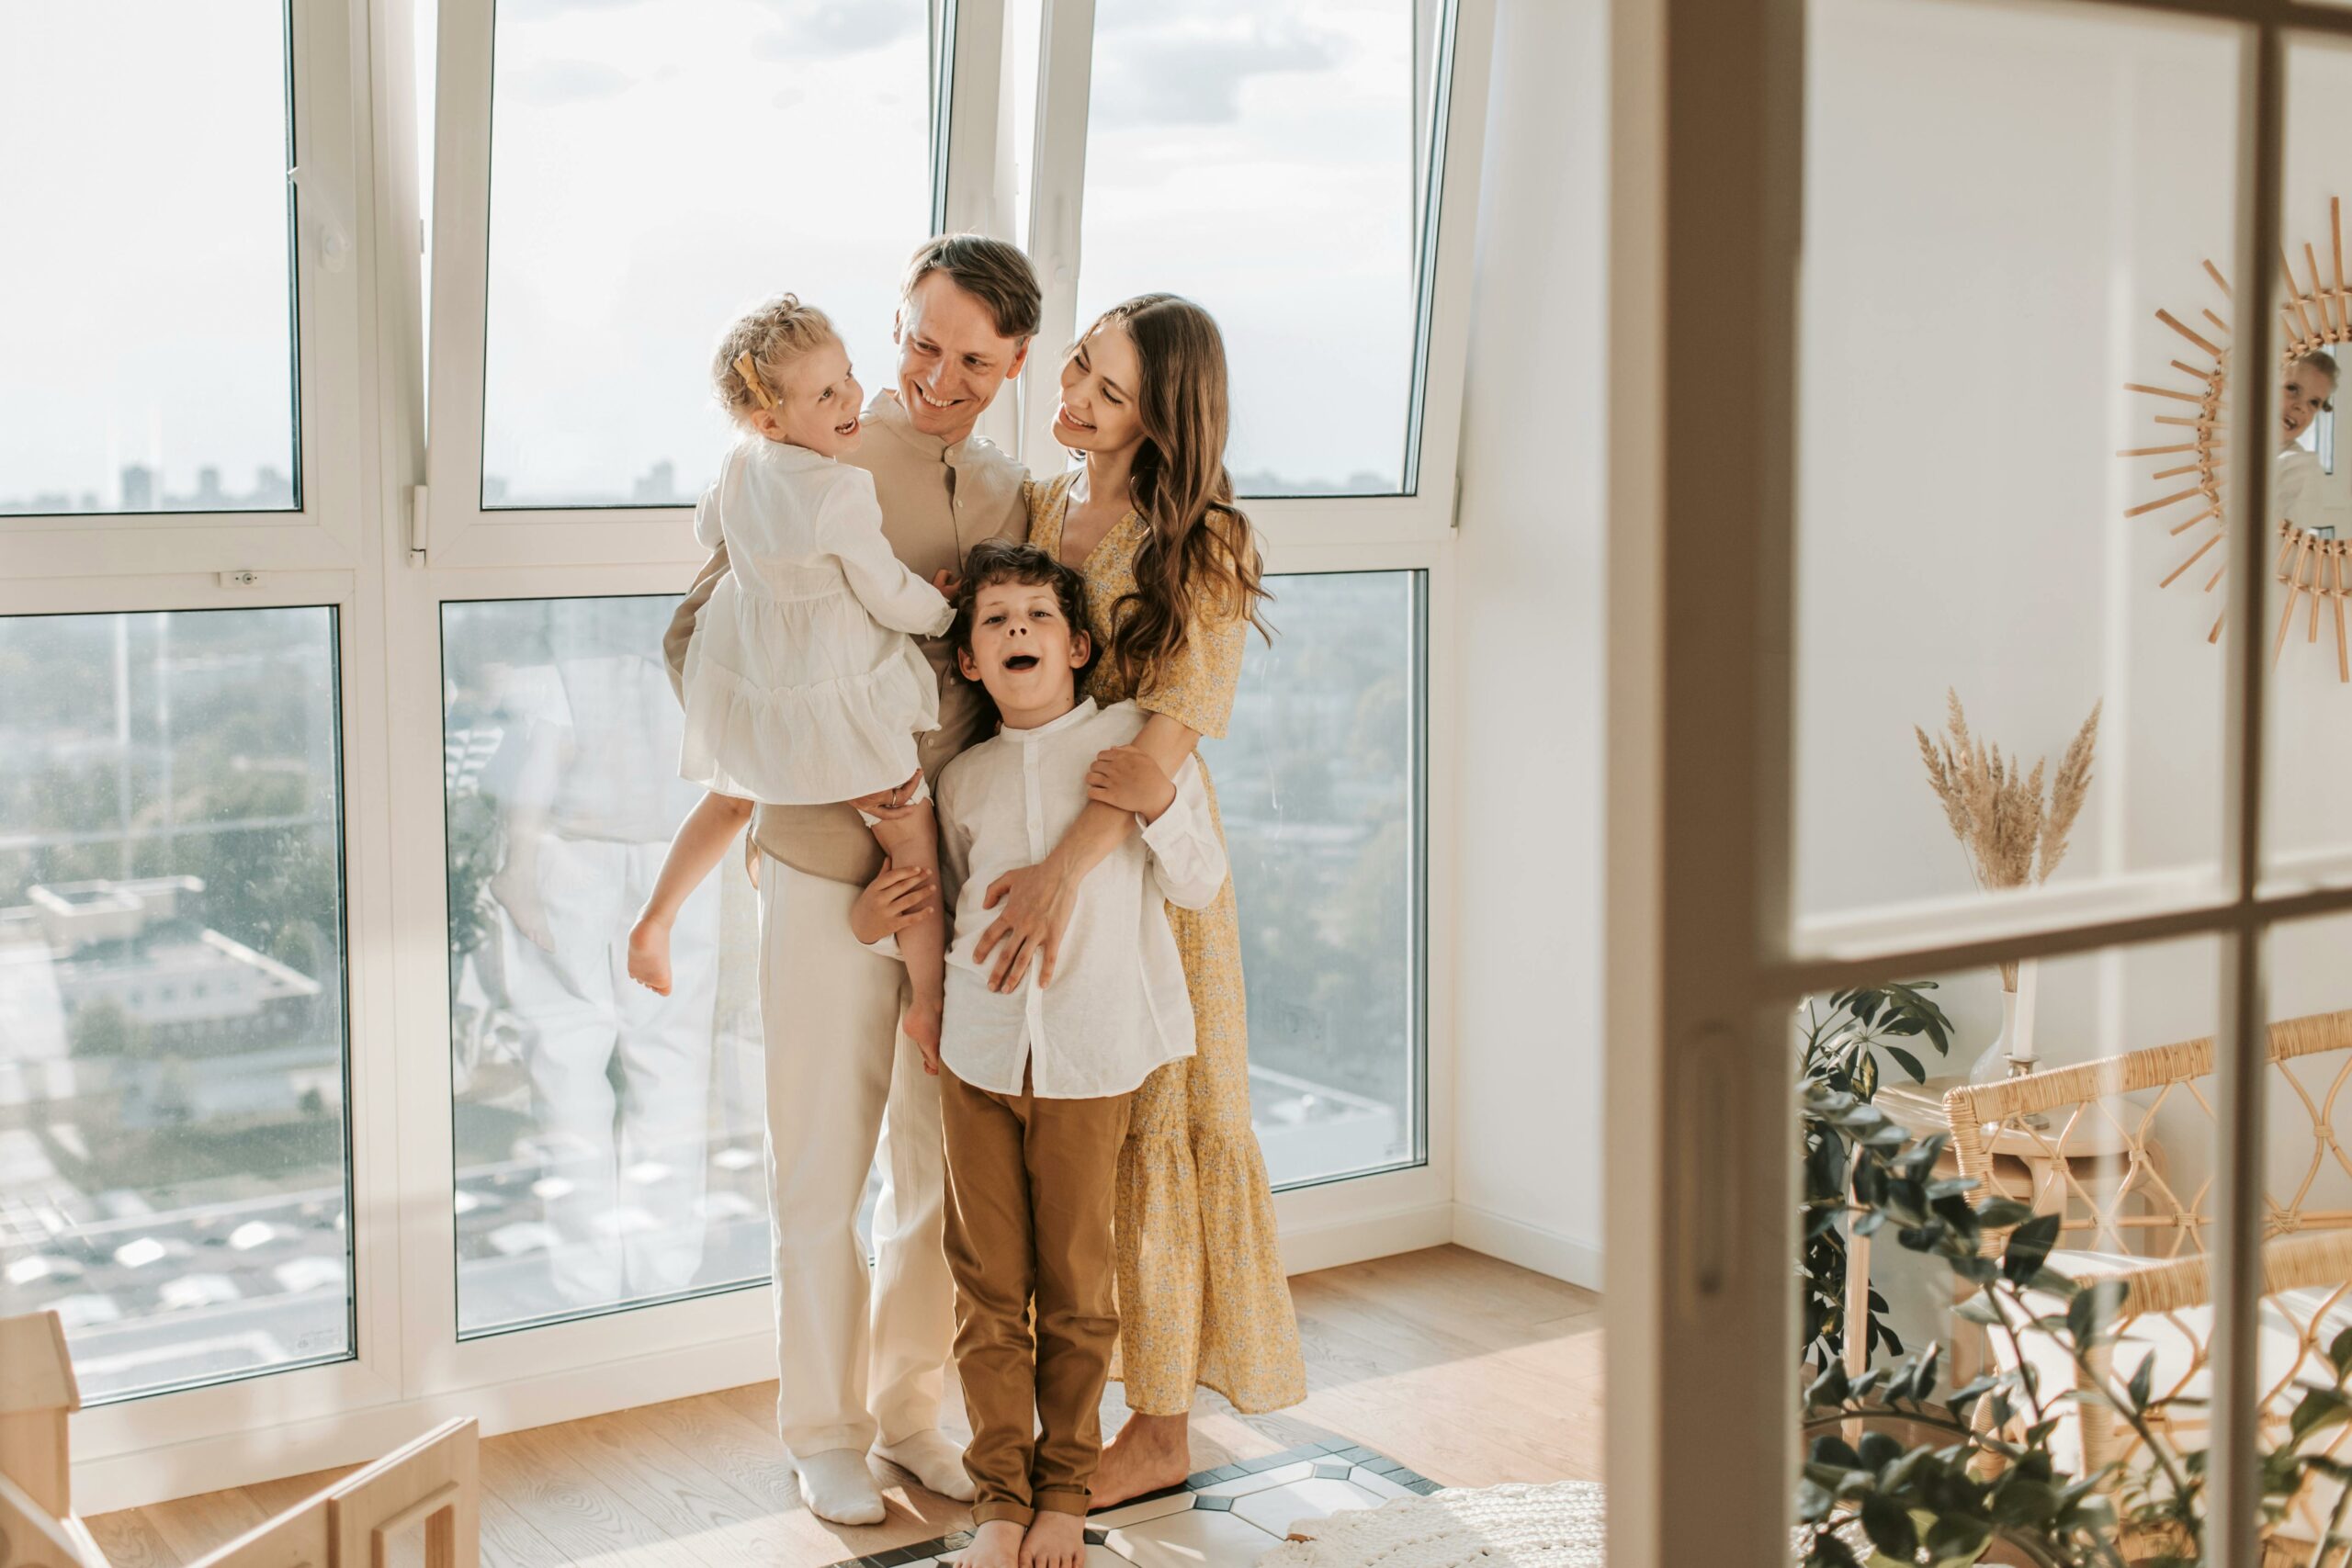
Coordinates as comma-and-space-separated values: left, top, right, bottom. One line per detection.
1068, 294, 1272, 701
713, 294, 841, 423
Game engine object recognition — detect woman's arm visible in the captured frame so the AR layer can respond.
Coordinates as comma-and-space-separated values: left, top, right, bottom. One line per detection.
971, 712, 1201, 991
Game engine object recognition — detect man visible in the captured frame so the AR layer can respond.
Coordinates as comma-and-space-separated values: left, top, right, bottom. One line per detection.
665, 233, 1038, 1525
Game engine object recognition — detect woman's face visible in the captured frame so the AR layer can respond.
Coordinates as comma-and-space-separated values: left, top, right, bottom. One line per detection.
2281, 361, 2335, 451
1054, 322, 1147, 457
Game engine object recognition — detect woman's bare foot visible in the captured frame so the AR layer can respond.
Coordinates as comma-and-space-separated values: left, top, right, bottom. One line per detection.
1018, 1510, 1084, 1568
1089, 1413, 1191, 1510
948, 1519, 1024, 1568
626, 914, 673, 995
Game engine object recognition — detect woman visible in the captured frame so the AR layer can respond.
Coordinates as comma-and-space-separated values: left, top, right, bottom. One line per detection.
968, 293, 1306, 1504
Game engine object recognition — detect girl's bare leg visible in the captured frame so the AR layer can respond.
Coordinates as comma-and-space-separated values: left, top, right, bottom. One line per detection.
628, 791, 752, 995
868, 801, 946, 1068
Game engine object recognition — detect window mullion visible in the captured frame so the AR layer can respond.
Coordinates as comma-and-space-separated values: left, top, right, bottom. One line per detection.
1019, 0, 1096, 470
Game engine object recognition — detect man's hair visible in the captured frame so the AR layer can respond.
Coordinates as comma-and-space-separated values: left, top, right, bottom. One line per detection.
902, 234, 1043, 343
949, 540, 1094, 692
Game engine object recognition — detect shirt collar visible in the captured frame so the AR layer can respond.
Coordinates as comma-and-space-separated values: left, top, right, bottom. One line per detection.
865, 389, 1005, 469
1000, 697, 1098, 744
743, 435, 832, 472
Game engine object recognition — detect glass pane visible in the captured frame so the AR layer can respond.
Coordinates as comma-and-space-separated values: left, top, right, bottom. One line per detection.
479, 0, 935, 510
2263, 39, 2352, 895
1792, 0, 2240, 945
1205, 570, 1422, 1188
442, 596, 772, 1335
2248, 913, 2352, 1560
0, 6, 299, 517
1793, 935, 2218, 1565
0, 609, 349, 1403
1074, 0, 1437, 498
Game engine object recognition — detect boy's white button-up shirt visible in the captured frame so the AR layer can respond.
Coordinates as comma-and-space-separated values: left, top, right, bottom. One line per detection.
932, 697, 1227, 1100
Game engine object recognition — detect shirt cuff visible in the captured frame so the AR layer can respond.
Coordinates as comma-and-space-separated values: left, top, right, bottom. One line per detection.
861, 931, 904, 960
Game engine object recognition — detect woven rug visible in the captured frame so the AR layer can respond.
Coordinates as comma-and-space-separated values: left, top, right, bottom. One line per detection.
1256, 1481, 1606, 1568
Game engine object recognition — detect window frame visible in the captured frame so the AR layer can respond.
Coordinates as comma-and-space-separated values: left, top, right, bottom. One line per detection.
0, 0, 371, 581
1603, 0, 2352, 1562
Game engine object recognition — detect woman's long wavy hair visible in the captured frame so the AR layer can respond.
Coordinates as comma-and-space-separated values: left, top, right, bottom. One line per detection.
1069, 294, 1272, 702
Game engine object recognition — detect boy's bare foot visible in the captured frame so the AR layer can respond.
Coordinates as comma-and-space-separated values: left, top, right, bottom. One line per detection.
906, 997, 944, 1075
1089, 1413, 1191, 1510
1018, 1510, 1084, 1568
948, 1518, 1023, 1568
626, 915, 673, 996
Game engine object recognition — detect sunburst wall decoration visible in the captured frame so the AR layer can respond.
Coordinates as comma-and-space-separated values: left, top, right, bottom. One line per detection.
2124, 198, 2352, 682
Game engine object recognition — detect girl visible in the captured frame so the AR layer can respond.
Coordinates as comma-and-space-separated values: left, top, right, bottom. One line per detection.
629, 295, 952, 1060
962, 294, 1307, 1505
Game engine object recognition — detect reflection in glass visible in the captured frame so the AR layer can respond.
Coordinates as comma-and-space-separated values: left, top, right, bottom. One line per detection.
0, 609, 349, 1402
1076, 0, 1431, 496
1795, 937, 2219, 1563
478, 0, 934, 509
442, 596, 770, 1335
0, 5, 299, 516
1209, 570, 1422, 1187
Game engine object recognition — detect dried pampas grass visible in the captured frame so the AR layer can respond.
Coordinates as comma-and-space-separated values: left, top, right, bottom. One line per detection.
1915, 690, 2101, 989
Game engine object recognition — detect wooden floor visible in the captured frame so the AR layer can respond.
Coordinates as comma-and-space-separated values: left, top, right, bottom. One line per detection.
87, 1246, 1601, 1568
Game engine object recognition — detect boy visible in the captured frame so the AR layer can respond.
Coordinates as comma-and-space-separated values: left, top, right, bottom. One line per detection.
895, 539, 1227, 1568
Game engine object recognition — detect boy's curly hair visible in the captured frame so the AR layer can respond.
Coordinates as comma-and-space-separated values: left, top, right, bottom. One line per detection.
948, 539, 1095, 693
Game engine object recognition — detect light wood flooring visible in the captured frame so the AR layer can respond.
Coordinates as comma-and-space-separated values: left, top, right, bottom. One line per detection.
87, 1245, 1602, 1568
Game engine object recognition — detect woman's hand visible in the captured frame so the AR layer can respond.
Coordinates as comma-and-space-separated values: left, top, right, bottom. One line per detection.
1085, 745, 1178, 822
973, 858, 1080, 991
932, 567, 962, 601
849, 768, 926, 823
850, 860, 935, 946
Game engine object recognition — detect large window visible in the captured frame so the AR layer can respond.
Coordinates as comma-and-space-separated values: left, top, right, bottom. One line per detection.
440, 596, 769, 1334
474, 0, 938, 509
0, 608, 349, 1402
1216, 571, 1425, 1187
0, 6, 300, 517
1071, 0, 1443, 496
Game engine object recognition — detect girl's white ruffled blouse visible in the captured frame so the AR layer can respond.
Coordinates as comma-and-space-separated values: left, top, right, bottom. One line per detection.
930, 698, 1229, 1100
677, 438, 955, 805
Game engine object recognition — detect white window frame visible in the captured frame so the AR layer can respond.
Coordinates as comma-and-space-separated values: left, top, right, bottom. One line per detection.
0, 0, 373, 582
1605, 1, 2352, 1562
20, 0, 1492, 1510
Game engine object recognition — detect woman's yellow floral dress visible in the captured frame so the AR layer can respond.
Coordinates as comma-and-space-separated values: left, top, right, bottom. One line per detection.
1028, 471, 1307, 1416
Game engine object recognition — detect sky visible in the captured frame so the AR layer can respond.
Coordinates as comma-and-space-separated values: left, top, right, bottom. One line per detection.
1, 0, 1429, 512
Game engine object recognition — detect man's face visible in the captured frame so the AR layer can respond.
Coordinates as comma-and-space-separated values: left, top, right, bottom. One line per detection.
956, 579, 1090, 718
894, 272, 1031, 443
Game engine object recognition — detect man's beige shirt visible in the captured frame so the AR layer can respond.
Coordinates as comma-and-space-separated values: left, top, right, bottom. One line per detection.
664, 391, 1028, 886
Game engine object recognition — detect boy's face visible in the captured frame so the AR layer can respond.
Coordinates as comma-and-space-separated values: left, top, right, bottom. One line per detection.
956, 579, 1091, 716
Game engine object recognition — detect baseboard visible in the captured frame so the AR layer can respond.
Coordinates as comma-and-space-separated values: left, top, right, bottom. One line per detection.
1450, 1201, 1605, 1291
73, 1329, 776, 1516
1275, 1199, 1457, 1277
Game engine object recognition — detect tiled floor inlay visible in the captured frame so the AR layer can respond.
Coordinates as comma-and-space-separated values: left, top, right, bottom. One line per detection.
836, 1441, 1446, 1568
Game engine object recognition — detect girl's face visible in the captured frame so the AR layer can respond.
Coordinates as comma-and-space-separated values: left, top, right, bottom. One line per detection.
752, 341, 864, 457
2281, 361, 2335, 451
1054, 322, 1146, 458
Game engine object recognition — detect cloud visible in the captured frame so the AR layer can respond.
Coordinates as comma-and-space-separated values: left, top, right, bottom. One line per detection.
507, 58, 634, 104
752, 1, 924, 62
1090, 19, 1351, 128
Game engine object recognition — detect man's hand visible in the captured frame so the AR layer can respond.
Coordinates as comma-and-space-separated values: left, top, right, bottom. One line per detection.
932, 567, 962, 602
1085, 746, 1178, 822
850, 768, 926, 823
972, 859, 1080, 992
850, 860, 936, 946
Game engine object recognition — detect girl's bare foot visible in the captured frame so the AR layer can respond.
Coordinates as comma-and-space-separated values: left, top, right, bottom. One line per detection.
1018, 1510, 1084, 1568
906, 997, 944, 1075
1089, 1413, 1191, 1510
948, 1519, 1024, 1568
627, 914, 673, 996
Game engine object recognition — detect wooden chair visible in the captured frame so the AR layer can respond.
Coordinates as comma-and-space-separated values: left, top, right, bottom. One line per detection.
1942, 1010, 2352, 1562
0, 1309, 480, 1568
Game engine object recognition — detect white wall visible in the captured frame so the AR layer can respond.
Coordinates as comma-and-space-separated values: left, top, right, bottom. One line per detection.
1448, 0, 1610, 1290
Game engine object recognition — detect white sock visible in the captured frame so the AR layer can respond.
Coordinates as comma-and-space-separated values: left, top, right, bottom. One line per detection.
874, 1429, 978, 1502
795, 1447, 888, 1525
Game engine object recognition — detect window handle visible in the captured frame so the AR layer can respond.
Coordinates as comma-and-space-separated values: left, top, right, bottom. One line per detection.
287, 164, 351, 274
